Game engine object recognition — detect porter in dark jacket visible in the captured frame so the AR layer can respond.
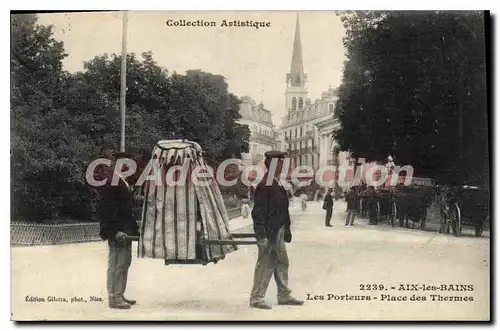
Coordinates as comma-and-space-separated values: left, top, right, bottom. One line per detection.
98, 182, 139, 240
96, 152, 145, 309
252, 177, 292, 243
249, 151, 304, 310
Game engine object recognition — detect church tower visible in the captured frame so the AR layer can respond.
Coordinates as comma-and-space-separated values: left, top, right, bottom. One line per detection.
285, 13, 308, 116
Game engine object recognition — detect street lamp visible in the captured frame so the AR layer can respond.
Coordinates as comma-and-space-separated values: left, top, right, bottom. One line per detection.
120, 11, 128, 152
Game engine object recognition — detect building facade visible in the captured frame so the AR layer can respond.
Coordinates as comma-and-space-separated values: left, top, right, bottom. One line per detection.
238, 96, 276, 165
279, 14, 340, 172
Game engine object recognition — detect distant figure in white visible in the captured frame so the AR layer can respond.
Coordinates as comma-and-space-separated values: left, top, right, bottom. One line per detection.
241, 198, 251, 219
300, 193, 308, 211
386, 155, 395, 174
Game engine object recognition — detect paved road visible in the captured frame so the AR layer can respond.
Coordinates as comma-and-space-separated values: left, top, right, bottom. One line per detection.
11, 200, 490, 321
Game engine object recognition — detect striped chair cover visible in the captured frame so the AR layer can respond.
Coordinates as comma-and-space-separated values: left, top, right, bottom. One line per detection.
138, 140, 238, 265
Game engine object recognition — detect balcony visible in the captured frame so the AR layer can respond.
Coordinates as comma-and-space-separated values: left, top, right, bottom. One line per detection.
251, 133, 275, 145
290, 147, 314, 155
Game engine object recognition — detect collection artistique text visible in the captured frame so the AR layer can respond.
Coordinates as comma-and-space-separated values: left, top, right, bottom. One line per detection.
166, 19, 271, 29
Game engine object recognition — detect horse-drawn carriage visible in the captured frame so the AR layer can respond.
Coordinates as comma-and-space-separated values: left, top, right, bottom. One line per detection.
358, 188, 393, 223
439, 185, 490, 237
391, 185, 435, 229
355, 178, 435, 228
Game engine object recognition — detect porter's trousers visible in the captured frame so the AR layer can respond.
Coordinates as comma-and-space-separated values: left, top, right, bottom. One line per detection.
250, 227, 293, 304
107, 239, 132, 300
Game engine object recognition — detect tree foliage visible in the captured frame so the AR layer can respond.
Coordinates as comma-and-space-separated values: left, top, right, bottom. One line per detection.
334, 11, 489, 186
11, 14, 250, 222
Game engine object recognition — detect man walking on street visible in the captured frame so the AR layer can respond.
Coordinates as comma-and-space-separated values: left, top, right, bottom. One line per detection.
323, 188, 334, 227
345, 187, 358, 226
249, 151, 304, 310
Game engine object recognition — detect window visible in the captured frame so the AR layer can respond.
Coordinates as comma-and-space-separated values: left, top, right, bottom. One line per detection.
300, 126, 303, 137
292, 97, 297, 111
295, 127, 298, 138
329, 104, 334, 113
298, 97, 303, 110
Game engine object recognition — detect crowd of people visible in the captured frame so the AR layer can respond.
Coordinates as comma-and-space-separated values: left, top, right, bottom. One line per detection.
239, 178, 381, 228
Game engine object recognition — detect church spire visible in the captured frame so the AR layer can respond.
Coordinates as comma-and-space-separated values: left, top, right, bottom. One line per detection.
289, 12, 305, 87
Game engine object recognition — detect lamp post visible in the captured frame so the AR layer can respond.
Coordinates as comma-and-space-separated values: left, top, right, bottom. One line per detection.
119, 11, 128, 152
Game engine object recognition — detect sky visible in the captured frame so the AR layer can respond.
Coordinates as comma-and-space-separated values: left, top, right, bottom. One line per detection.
37, 11, 347, 127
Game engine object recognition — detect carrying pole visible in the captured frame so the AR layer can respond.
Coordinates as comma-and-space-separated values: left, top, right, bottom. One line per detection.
120, 11, 128, 152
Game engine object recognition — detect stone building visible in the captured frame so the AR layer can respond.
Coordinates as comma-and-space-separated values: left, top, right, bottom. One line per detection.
238, 96, 276, 166
279, 13, 341, 172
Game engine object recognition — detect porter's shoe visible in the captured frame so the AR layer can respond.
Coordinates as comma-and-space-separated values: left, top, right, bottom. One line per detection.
250, 301, 272, 310
122, 296, 137, 305
278, 297, 304, 306
109, 297, 131, 309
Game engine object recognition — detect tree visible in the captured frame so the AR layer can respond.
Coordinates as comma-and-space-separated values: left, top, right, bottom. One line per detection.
167, 70, 250, 164
74, 55, 251, 163
11, 14, 95, 222
11, 14, 67, 108
11, 14, 251, 222
334, 11, 489, 185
